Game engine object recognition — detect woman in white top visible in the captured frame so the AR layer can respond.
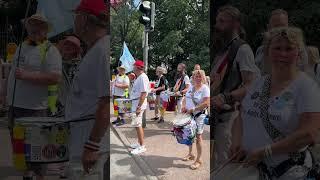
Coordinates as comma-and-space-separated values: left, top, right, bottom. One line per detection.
181, 70, 210, 170
230, 27, 320, 179
150, 66, 168, 123
306, 46, 320, 85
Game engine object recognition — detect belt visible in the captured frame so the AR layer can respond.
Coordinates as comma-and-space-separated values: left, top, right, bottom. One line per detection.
259, 151, 306, 178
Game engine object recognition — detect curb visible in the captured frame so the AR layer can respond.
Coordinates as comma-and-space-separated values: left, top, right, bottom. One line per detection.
110, 122, 159, 180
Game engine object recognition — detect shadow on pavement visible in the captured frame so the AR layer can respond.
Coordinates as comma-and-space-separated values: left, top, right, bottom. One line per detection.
115, 154, 189, 177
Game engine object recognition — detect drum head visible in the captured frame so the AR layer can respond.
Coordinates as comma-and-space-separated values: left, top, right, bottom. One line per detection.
173, 114, 192, 126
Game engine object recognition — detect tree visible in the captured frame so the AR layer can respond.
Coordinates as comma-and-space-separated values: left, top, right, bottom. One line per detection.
111, 0, 210, 82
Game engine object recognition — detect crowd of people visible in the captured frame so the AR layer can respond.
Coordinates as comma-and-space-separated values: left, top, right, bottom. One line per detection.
111, 62, 210, 169
6, 0, 109, 179
211, 5, 320, 180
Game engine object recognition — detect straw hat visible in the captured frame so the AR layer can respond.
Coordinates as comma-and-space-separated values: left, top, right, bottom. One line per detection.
117, 65, 126, 71
24, 13, 52, 32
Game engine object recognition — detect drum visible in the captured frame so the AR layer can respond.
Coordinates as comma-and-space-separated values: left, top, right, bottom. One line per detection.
147, 93, 156, 110
160, 91, 170, 109
12, 117, 70, 166
213, 163, 259, 180
166, 96, 176, 111
115, 98, 132, 114
172, 114, 196, 145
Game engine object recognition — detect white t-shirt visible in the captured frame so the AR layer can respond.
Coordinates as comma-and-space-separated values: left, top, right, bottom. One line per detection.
130, 73, 150, 111
241, 72, 320, 166
7, 42, 62, 109
185, 84, 210, 114
112, 74, 129, 97
65, 35, 109, 121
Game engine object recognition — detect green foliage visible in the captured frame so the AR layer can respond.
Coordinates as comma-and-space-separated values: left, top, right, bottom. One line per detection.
228, 0, 320, 51
111, 0, 210, 81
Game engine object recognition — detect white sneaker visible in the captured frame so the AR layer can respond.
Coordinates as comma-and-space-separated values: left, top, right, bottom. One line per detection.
130, 145, 146, 155
129, 143, 140, 149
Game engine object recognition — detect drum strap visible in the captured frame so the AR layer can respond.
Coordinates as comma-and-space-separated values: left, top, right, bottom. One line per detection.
259, 76, 309, 177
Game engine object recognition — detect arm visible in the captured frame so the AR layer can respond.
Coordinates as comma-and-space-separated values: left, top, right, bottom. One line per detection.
88, 97, 109, 143
190, 97, 209, 113
270, 112, 320, 155
115, 83, 129, 89
137, 92, 147, 107
17, 69, 61, 85
181, 83, 190, 94
229, 70, 256, 102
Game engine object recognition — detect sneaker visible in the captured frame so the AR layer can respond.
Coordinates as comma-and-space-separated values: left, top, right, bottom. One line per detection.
130, 145, 146, 155
129, 143, 140, 149
116, 119, 125, 126
157, 118, 164, 123
112, 117, 121, 124
151, 117, 159, 120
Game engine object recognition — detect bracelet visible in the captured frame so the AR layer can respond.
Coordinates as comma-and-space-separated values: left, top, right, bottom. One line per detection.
84, 140, 100, 152
218, 93, 226, 104
222, 92, 234, 105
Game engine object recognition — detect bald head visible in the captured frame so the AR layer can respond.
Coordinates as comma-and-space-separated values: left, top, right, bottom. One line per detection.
268, 9, 288, 29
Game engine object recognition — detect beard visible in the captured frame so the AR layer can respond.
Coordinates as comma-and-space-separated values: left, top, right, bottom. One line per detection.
213, 28, 234, 51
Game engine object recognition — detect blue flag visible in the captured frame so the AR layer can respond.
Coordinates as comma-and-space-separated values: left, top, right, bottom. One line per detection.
37, 0, 80, 38
119, 42, 136, 73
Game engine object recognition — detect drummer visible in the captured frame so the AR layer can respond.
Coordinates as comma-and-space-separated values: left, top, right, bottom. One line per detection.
150, 66, 168, 123
111, 65, 130, 126
65, 0, 109, 177
6, 13, 62, 180
230, 27, 320, 179
181, 70, 210, 170
173, 63, 191, 113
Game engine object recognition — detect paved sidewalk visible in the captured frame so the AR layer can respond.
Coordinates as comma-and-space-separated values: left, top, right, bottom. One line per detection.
111, 108, 211, 180
110, 127, 150, 180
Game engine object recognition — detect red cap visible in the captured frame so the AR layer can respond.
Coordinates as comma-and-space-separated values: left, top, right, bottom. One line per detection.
75, 0, 107, 17
134, 60, 144, 68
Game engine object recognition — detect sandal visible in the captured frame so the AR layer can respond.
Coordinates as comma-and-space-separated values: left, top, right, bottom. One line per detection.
190, 161, 202, 170
182, 154, 195, 161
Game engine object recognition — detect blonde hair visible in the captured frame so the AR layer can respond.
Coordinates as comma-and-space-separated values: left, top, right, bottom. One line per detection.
218, 5, 241, 22
156, 66, 167, 74
307, 46, 320, 64
263, 26, 304, 56
271, 9, 288, 17
192, 70, 206, 84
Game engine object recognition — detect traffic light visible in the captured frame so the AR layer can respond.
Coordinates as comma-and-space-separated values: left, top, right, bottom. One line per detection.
139, 1, 155, 32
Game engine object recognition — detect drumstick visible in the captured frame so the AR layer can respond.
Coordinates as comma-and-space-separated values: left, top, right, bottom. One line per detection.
225, 164, 244, 180
212, 150, 241, 175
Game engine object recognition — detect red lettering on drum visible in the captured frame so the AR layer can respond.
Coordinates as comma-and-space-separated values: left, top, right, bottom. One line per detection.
42, 145, 57, 160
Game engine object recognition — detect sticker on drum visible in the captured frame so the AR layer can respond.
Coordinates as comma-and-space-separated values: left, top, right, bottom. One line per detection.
173, 114, 192, 127
115, 98, 132, 113
14, 117, 70, 163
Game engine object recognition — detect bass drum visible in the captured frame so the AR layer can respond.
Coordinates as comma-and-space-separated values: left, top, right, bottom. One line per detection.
166, 96, 176, 112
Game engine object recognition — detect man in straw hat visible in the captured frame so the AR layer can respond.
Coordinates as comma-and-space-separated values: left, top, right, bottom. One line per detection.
111, 65, 130, 126
64, 0, 109, 177
6, 12, 62, 180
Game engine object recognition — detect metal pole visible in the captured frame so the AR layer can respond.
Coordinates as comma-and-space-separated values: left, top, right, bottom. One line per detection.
142, 29, 148, 128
